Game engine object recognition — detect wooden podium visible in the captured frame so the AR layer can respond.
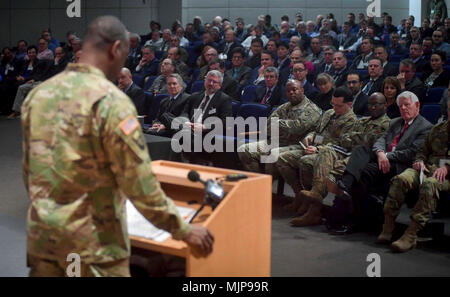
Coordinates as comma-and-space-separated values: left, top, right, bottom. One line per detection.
130, 161, 272, 277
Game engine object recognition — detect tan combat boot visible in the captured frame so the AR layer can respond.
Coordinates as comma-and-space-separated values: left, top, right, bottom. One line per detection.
284, 192, 303, 212
290, 198, 322, 227
391, 220, 421, 253
377, 214, 396, 244
299, 190, 322, 204
296, 199, 310, 216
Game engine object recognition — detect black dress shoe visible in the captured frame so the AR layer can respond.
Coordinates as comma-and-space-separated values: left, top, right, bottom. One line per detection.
328, 222, 359, 235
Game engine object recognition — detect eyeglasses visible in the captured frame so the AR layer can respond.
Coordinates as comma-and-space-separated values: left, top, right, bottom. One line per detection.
293, 68, 306, 72
346, 80, 359, 85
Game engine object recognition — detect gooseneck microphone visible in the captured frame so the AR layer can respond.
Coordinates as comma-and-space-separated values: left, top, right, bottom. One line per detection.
187, 170, 224, 223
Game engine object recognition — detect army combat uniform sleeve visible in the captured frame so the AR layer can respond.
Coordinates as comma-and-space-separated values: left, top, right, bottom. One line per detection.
278, 100, 322, 140
97, 96, 191, 240
339, 115, 390, 151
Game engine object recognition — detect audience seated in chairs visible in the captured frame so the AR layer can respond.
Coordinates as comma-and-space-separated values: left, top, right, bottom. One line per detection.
345, 72, 369, 116
397, 59, 425, 103
132, 45, 159, 78
207, 59, 239, 99
314, 73, 335, 111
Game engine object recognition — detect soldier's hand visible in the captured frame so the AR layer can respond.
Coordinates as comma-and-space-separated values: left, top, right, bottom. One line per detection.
377, 151, 390, 174
183, 225, 214, 258
413, 161, 425, 172
433, 166, 448, 183
305, 146, 318, 154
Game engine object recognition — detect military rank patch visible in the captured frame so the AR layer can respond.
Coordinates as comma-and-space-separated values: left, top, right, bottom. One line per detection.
119, 115, 139, 136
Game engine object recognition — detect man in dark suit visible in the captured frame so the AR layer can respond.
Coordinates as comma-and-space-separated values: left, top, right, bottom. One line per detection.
208, 59, 239, 99
397, 59, 425, 104
220, 29, 241, 60
253, 67, 284, 107
337, 22, 357, 50
276, 42, 291, 86
329, 51, 350, 88
180, 70, 233, 134
125, 33, 142, 70
361, 57, 385, 96
408, 42, 431, 73
374, 46, 399, 77
346, 72, 369, 116
245, 38, 263, 69
314, 46, 335, 81
388, 32, 408, 56
148, 73, 190, 137
132, 45, 159, 78
349, 37, 374, 71
117, 68, 146, 115
326, 91, 433, 234
226, 47, 252, 86
291, 61, 319, 102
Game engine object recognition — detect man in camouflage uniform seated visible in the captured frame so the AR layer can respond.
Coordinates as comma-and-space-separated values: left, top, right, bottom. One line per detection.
378, 97, 450, 252
21, 16, 213, 277
293, 93, 390, 227
238, 79, 321, 176
277, 87, 357, 222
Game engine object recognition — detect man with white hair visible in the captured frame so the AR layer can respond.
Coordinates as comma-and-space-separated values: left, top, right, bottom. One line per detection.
377, 95, 450, 252
326, 91, 433, 234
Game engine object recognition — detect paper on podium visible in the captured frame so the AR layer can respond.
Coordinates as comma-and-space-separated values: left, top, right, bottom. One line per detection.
126, 200, 196, 242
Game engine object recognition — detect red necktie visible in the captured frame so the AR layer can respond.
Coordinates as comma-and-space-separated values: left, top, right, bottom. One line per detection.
261, 88, 271, 104
388, 122, 409, 152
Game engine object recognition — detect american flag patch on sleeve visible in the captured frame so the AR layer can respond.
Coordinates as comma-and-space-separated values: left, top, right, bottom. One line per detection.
119, 115, 139, 136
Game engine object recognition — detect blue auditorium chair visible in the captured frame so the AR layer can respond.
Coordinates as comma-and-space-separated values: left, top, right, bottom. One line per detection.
420, 104, 441, 124
191, 80, 205, 93
240, 85, 258, 103
146, 93, 169, 124
231, 101, 240, 117
427, 87, 446, 104
132, 74, 145, 88
143, 75, 157, 91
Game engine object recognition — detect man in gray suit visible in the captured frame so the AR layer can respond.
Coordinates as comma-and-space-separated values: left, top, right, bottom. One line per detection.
326, 91, 433, 233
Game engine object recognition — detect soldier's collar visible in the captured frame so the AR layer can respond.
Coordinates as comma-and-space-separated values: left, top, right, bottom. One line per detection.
66, 63, 106, 79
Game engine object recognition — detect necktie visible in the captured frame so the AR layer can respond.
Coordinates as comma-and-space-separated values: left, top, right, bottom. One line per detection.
325, 64, 331, 73
167, 97, 175, 112
261, 88, 271, 104
388, 122, 409, 152
362, 80, 374, 95
192, 95, 210, 122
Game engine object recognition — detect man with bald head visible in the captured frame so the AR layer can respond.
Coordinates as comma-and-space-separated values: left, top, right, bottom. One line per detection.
117, 67, 146, 114
22, 15, 214, 277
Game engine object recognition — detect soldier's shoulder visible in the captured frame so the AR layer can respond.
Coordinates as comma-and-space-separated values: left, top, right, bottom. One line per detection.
303, 97, 322, 113
431, 121, 447, 133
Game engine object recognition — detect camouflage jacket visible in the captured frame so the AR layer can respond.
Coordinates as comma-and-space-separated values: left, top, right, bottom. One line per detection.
21, 63, 190, 264
415, 121, 450, 175
306, 108, 357, 146
339, 114, 390, 151
268, 97, 322, 147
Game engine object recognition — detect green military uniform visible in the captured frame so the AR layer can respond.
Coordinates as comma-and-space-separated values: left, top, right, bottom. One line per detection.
22, 63, 190, 277
238, 97, 321, 175
385, 121, 450, 227
305, 114, 390, 199
277, 108, 357, 193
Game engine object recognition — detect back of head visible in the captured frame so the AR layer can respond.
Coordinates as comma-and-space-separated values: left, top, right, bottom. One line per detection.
333, 86, 353, 103
83, 15, 129, 51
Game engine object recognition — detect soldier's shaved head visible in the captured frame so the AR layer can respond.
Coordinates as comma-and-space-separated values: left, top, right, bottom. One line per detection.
84, 15, 129, 51
369, 92, 386, 103
368, 92, 387, 119
80, 15, 130, 81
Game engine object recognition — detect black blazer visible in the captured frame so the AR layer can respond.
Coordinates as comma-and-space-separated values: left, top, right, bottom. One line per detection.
330, 66, 350, 88
403, 77, 425, 104
221, 73, 239, 100
125, 83, 146, 115
303, 81, 320, 102
352, 92, 369, 117
180, 90, 233, 128
312, 88, 333, 111
362, 76, 384, 96
372, 115, 433, 173
226, 66, 252, 86
254, 84, 284, 107
423, 69, 450, 90
154, 92, 190, 128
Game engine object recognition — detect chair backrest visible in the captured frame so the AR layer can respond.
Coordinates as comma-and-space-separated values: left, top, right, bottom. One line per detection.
231, 101, 240, 117
191, 80, 205, 93
236, 103, 271, 131
155, 51, 164, 60
426, 87, 446, 104
144, 92, 169, 124
420, 104, 441, 124
143, 75, 157, 91
132, 74, 145, 88
355, 69, 368, 80
389, 55, 404, 63
240, 85, 258, 103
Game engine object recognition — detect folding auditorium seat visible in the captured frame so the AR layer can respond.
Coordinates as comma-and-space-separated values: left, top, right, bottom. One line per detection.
420, 104, 441, 124
143, 75, 157, 91
132, 74, 145, 88
190, 80, 205, 93
240, 85, 258, 103
426, 87, 446, 104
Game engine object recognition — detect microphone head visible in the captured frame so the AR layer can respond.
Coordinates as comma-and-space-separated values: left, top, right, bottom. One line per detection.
187, 170, 200, 182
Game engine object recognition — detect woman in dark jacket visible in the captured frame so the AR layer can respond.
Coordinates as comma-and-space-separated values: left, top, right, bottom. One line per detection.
381, 76, 402, 119
313, 73, 334, 111
422, 50, 450, 97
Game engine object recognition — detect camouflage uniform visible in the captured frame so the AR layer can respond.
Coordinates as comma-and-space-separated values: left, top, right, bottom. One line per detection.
385, 121, 450, 227
238, 97, 321, 175
22, 63, 190, 277
277, 108, 357, 193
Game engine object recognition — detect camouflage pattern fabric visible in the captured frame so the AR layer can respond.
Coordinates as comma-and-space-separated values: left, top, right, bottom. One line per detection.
238, 96, 321, 174
277, 109, 357, 193
385, 121, 450, 227
22, 63, 190, 270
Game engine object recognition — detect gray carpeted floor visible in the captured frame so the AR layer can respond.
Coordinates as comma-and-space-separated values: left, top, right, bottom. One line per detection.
1, 116, 449, 277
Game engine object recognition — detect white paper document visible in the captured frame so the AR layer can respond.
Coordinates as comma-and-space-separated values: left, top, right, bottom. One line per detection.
126, 200, 197, 242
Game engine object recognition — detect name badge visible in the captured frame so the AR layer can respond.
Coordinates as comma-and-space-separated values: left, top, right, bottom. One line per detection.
314, 135, 324, 145
439, 159, 450, 168
208, 108, 216, 115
